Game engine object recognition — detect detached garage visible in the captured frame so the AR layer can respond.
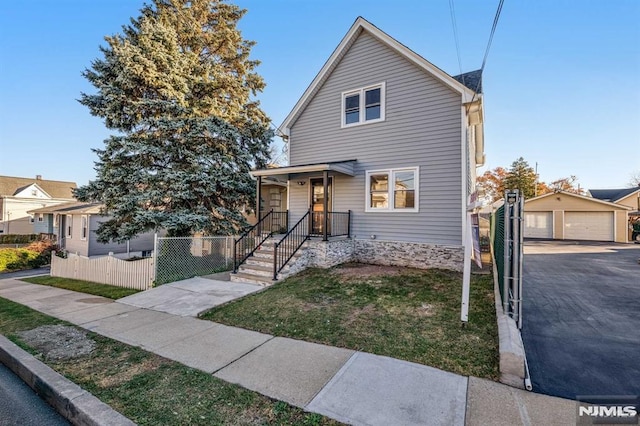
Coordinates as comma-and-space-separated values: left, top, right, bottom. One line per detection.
524, 191, 631, 243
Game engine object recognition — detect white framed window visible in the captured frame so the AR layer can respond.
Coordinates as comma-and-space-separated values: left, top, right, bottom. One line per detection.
365, 167, 419, 212
66, 214, 73, 239
341, 82, 385, 128
81, 215, 88, 240
29, 215, 35, 223
37, 214, 44, 222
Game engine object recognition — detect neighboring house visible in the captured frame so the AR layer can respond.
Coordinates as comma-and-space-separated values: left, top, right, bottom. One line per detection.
589, 187, 640, 241
524, 191, 632, 243
28, 202, 157, 257
234, 17, 485, 283
0, 175, 76, 236
246, 177, 288, 226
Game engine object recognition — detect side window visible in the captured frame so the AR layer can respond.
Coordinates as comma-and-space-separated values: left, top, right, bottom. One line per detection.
366, 167, 419, 212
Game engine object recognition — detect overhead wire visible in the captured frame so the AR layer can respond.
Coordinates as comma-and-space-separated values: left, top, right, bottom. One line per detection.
466, 0, 505, 111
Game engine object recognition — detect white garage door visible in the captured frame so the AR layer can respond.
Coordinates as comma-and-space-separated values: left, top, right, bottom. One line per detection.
564, 212, 613, 241
524, 212, 553, 239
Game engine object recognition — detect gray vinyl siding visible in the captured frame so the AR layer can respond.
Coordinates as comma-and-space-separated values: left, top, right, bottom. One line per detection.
63, 215, 89, 257
288, 31, 464, 245
33, 214, 52, 234
89, 216, 156, 256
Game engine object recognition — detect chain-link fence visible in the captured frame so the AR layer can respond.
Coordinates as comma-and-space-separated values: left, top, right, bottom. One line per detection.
154, 236, 234, 285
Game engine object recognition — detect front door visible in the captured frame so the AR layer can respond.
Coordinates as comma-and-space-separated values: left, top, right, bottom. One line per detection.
310, 178, 332, 235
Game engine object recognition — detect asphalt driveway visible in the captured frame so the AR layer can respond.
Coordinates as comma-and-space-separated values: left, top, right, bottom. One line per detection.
521, 240, 640, 400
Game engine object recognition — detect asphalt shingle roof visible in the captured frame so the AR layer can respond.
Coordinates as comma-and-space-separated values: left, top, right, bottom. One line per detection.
0, 175, 76, 199
589, 187, 640, 202
453, 69, 482, 94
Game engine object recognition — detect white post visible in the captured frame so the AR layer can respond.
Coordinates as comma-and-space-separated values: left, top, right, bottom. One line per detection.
461, 212, 472, 322
152, 233, 158, 282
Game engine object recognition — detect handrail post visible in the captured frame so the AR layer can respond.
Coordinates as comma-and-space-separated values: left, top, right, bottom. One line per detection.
273, 241, 278, 281
233, 237, 238, 273
347, 210, 351, 238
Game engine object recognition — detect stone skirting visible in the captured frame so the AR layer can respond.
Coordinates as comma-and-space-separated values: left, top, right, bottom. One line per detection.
354, 239, 464, 272
279, 238, 463, 279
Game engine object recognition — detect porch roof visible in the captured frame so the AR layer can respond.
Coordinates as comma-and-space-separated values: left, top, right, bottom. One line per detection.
250, 159, 357, 180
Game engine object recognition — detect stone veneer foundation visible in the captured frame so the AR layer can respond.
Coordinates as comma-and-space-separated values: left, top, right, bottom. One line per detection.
278, 238, 463, 280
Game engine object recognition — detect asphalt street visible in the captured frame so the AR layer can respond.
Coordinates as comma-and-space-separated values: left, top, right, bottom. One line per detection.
521, 241, 640, 400
0, 362, 69, 426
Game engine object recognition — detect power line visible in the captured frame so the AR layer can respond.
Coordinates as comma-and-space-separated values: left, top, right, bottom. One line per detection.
449, 0, 465, 96
480, 0, 505, 74
466, 0, 505, 110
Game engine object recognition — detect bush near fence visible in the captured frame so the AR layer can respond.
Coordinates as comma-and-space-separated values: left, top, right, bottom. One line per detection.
51, 252, 153, 290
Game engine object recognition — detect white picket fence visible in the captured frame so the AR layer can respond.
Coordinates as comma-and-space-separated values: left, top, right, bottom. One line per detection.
51, 252, 154, 290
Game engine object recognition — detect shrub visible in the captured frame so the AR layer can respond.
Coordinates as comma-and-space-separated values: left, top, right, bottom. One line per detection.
0, 234, 39, 244
0, 241, 57, 273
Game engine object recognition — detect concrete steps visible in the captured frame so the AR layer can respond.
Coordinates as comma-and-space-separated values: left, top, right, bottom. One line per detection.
230, 236, 307, 286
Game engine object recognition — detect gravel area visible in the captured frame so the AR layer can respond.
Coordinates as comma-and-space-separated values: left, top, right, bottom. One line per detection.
18, 325, 96, 361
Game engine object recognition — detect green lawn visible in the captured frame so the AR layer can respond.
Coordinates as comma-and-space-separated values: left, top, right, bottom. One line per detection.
202, 263, 499, 379
21, 276, 140, 299
0, 297, 341, 425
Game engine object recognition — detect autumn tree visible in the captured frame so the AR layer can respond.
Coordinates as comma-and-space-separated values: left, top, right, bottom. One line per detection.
503, 157, 537, 199
76, 0, 272, 242
547, 176, 584, 194
477, 167, 507, 203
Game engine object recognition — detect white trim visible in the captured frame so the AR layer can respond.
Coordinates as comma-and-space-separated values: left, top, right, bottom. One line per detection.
280, 17, 476, 132
461, 105, 468, 246
365, 167, 419, 213
340, 82, 386, 128
80, 215, 88, 241
66, 214, 73, 239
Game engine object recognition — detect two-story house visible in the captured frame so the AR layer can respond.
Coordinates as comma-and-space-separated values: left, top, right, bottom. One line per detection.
0, 175, 77, 236
232, 17, 485, 284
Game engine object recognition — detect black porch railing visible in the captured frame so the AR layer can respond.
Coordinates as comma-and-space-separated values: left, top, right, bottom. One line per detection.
273, 210, 310, 280
233, 210, 288, 273
310, 211, 351, 239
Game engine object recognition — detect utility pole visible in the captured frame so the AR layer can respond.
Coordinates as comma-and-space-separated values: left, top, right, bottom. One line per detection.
534, 162, 538, 197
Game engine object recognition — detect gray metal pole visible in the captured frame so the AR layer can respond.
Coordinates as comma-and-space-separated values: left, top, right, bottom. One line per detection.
517, 195, 525, 329
502, 194, 511, 314
511, 191, 520, 324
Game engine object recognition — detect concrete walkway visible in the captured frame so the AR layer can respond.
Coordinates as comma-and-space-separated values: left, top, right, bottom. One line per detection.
0, 277, 577, 425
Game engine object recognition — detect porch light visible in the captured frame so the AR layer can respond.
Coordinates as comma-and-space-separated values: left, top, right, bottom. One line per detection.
297, 181, 306, 186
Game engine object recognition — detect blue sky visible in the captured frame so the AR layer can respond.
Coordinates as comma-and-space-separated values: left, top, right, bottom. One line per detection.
1, 0, 638, 191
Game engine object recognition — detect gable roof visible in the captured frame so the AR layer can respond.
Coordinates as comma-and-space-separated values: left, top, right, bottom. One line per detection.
280, 16, 480, 132
0, 175, 76, 199
28, 201, 102, 215
588, 187, 640, 203
525, 190, 632, 210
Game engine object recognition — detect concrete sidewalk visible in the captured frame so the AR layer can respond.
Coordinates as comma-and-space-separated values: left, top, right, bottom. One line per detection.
0, 277, 577, 425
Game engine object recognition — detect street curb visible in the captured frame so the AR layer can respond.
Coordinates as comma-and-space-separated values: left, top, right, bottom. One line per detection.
0, 334, 135, 426
491, 251, 526, 389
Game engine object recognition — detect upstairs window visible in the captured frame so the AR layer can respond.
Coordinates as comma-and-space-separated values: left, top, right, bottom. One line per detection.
342, 83, 385, 127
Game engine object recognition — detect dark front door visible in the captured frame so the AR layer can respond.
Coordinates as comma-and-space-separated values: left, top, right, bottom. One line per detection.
310, 177, 332, 235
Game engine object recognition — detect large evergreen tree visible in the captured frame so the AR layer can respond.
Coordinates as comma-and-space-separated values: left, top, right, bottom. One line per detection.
76, 0, 271, 241
503, 157, 537, 199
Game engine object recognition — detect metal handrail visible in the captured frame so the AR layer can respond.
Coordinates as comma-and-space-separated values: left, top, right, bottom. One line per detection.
273, 210, 311, 280
233, 210, 275, 273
